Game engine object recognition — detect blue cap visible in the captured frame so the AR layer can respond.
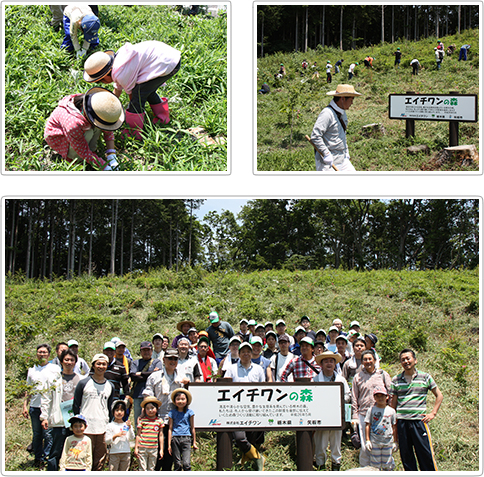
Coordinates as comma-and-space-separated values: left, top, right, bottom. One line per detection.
69, 414, 88, 425
81, 14, 100, 44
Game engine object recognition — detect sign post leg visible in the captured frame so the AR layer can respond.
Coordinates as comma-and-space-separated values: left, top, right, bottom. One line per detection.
405, 118, 415, 138
449, 121, 459, 146
296, 430, 313, 471
216, 431, 233, 470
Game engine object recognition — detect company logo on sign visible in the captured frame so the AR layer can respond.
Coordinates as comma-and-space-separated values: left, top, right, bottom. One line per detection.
209, 419, 221, 426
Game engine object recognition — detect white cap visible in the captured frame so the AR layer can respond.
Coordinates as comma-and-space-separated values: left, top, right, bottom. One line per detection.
67, 339, 79, 347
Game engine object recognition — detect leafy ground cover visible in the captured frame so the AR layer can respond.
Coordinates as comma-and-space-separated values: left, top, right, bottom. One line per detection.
4, 267, 479, 471
257, 29, 479, 171
4, 5, 227, 171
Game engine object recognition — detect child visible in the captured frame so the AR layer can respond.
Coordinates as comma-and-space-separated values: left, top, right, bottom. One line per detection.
135, 396, 164, 471
105, 400, 135, 471
168, 388, 197, 471
59, 414, 92, 471
44, 87, 124, 171
62, 5, 100, 58
83, 41, 182, 139
365, 387, 398, 471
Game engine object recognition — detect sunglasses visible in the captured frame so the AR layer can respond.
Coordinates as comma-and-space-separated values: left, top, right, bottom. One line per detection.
166, 357, 178, 361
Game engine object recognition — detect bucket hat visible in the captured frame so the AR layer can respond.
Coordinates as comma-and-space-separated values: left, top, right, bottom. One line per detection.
83, 50, 116, 82
327, 84, 362, 97
81, 14, 100, 44
84, 87, 124, 131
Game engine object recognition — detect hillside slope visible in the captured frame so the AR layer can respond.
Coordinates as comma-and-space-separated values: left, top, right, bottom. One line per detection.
4, 267, 479, 471
257, 29, 479, 171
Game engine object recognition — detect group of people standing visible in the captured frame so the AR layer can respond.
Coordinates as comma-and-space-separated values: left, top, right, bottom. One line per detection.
23, 311, 443, 471
44, 4, 181, 170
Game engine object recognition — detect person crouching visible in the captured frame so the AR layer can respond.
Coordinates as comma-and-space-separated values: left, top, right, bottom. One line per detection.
44, 87, 124, 171
83, 41, 181, 140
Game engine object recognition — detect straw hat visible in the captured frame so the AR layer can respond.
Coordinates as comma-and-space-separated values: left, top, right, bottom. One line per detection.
83, 87, 124, 131
176, 320, 195, 332
326, 84, 362, 97
314, 350, 342, 365
83, 50, 116, 82
140, 396, 162, 409
170, 388, 192, 406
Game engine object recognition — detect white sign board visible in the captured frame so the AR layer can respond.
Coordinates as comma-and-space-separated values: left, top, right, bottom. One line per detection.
189, 382, 344, 431
389, 94, 477, 122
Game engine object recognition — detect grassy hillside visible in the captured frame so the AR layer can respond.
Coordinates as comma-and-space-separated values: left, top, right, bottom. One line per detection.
257, 29, 479, 171
4, 5, 227, 171
4, 267, 479, 471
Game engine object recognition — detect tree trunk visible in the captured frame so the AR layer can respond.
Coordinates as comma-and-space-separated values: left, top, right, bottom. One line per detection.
295, 11, 298, 52
260, 13, 264, 58
339, 6, 343, 50
130, 202, 134, 273
110, 199, 118, 275
304, 6, 308, 52
381, 5, 384, 43
25, 203, 32, 279
321, 6, 325, 47
392, 6, 394, 43
88, 200, 94, 276
8, 199, 16, 273
458, 6, 461, 34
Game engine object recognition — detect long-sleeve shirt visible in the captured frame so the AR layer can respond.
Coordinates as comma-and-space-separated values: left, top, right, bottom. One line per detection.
112, 41, 181, 94
142, 367, 182, 422
44, 94, 111, 168
63, 4, 94, 52
351, 368, 392, 419
310, 99, 349, 168
59, 434, 92, 470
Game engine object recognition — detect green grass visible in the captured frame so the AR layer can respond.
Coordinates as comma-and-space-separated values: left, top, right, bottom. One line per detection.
4, 5, 227, 171
4, 267, 479, 471
257, 29, 479, 171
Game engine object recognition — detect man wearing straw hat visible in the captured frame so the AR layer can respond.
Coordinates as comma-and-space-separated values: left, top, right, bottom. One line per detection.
310, 84, 362, 172
313, 351, 350, 471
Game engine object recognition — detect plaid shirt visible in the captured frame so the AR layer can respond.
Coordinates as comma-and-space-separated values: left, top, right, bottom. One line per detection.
280, 355, 320, 382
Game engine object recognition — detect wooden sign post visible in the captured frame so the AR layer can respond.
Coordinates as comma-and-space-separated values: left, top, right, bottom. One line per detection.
189, 380, 346, 471
389, 92, 478, 147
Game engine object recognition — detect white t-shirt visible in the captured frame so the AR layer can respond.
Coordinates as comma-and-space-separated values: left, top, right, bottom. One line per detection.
270, 352, 294, 382
26, 363, 62, 408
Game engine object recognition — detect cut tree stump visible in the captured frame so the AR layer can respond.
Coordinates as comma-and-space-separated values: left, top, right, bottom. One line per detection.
434, 145, 479, 167
407, 145, 430, 155
422, 144, 479, 170
361, 123, 386, 138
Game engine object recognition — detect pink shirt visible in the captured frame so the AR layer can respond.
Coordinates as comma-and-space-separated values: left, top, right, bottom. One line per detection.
112, 41, 181, 94
44, 94, 112, 169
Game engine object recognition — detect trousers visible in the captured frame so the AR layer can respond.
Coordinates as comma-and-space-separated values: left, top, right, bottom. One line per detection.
171, 435, 192, 471
397, 420, 438, 471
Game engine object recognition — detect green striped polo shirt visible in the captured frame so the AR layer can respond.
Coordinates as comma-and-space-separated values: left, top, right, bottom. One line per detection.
391, 369, 436, 420
137, 417, 163, 447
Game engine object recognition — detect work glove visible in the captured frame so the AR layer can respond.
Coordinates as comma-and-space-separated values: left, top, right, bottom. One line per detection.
107, 154, 119, 170
322, 152, 334, 166
365, 440, 373, 452
392, 442, 399, 453
76, 48, 87, 59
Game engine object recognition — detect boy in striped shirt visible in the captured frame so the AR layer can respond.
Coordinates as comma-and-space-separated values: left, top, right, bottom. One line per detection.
390, 349, 443, 471
135, 397, 164, 471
